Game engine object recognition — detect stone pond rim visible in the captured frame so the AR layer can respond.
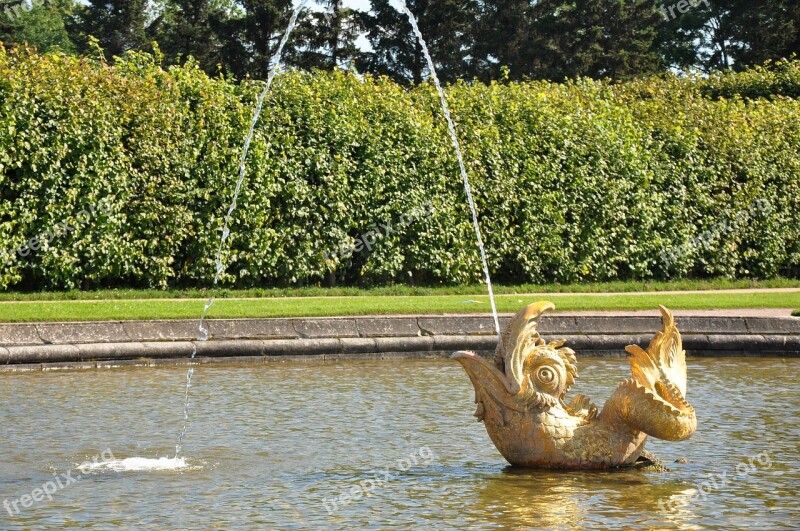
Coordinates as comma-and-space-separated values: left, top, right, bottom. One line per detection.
0, 312, 797, 371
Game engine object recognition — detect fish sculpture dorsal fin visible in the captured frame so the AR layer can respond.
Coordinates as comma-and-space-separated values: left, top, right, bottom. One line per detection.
498, 301, 555, 394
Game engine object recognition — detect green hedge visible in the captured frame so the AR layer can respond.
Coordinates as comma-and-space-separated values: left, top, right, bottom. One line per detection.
0, 46, 798, 290
702, 58, 800, 100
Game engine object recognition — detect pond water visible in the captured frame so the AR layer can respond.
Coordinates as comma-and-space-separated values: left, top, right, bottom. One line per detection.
0, 357, 797, 529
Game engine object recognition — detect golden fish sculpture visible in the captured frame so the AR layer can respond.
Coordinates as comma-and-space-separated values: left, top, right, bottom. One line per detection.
453, 302, 696, 469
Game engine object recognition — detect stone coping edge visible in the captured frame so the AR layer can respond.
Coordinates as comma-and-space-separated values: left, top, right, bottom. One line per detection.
0, 315, 797, 348
0, 332, 798, 372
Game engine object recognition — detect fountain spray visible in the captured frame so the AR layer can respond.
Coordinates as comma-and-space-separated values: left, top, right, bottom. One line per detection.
175, 1, 308, 459
397, 0, 502, 338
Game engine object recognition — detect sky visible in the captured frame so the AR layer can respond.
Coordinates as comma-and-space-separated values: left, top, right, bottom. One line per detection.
294, 0, 378, 51
344, 0, 371, 10
295, 0, 374, 12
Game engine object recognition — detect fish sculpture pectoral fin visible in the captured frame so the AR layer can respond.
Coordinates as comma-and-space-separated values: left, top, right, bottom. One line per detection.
608, 306, 697, 441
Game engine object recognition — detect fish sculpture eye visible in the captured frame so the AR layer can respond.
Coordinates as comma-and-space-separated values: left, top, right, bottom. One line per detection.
536, 367, 556, 384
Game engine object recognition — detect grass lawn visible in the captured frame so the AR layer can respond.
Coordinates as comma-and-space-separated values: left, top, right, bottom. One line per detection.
0, 291, 797, 322
0, 278, 798, 302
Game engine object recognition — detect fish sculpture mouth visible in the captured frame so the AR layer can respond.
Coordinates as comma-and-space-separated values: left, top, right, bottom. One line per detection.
453, 302, 696, 469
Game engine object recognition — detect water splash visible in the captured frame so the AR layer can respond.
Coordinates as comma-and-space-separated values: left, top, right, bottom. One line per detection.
81, 457, 191, 473
175, 1, 308, 459
397, 1, 501, 338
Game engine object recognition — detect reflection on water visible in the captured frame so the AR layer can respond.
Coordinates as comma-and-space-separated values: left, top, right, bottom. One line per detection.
0, 358, 797, 529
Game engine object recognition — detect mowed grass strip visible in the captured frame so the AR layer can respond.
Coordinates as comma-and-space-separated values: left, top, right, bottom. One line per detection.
0, 278, 798, 302
0, 292, 797, 322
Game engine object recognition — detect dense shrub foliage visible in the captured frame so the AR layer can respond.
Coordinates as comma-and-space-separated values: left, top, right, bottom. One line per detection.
702, 59, 800, 100
0, 47, 798, 290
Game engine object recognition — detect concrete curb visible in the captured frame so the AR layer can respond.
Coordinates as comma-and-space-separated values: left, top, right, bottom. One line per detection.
0, 314, 797, 371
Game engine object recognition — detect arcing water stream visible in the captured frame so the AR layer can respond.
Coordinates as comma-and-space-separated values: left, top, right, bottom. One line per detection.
173, 1, 309, 462
85, 1, 309, 473
398, 0, 502, 337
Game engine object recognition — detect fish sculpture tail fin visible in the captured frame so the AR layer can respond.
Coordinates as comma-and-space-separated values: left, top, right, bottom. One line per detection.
626, 306, 687, 397
610, 306, 697, 441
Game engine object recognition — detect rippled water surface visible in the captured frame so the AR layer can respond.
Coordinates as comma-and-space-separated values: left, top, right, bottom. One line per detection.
0, 357, 797, 529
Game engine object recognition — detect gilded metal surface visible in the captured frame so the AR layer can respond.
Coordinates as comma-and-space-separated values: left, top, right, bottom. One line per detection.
453, 302, 697, 469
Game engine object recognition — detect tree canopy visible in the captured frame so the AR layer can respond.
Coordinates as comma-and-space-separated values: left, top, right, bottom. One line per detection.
0, 0, 798, 83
